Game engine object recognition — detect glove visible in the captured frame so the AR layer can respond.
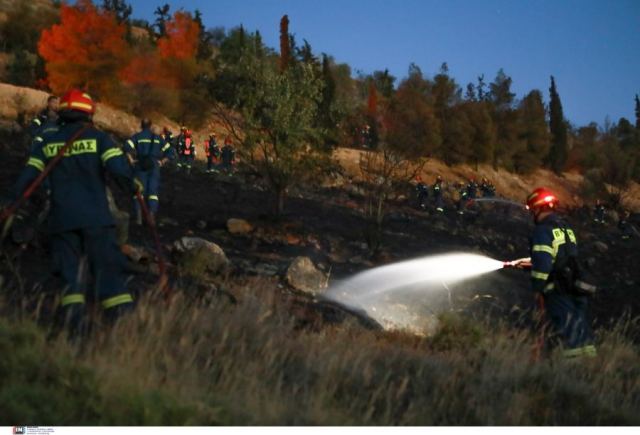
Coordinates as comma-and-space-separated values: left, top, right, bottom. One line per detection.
505, 257, 532, 270
133, 178, 144, 195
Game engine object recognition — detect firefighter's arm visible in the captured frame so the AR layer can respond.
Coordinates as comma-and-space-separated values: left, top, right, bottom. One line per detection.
530, 226, 555, 293
161, 138, 175, 162
9, 147, 47, 201
100, 134, 136, 190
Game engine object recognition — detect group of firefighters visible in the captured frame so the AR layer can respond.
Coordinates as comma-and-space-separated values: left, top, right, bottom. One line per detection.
2, 88, 634, 360
160, 127, 236, 175
415, 175, 496, 214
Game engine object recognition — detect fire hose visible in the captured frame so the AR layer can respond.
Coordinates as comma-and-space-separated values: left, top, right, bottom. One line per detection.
0, 124, 170, 299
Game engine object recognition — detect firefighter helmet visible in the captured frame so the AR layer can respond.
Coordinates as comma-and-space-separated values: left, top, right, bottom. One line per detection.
526, 187, 558, 211
59, 89, 95, 114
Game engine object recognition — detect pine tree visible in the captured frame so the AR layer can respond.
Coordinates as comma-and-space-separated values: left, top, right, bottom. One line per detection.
465, 83, 476, 101
515, 90, 550, 173
476, 74, 486, 101
279, 14, 290, 72
101, 0, 132, 24
153, 4, 170, 37
547, 76, 569, 173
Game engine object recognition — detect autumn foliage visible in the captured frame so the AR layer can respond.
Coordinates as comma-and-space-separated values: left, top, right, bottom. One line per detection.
38, 2, 201, 115
158, 12, 200, 60
38, 0, 128, 99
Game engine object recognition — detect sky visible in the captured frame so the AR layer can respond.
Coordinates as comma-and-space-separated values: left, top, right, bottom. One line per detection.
125, 0, 640, 127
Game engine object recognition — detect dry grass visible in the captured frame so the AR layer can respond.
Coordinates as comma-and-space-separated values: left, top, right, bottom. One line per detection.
1, 285, 639, 425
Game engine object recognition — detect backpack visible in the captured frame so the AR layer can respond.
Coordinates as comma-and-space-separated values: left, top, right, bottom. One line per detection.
552, 227, 597, 297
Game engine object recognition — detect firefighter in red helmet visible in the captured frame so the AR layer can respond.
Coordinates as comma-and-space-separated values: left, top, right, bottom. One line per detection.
5, 89, 140, 337
511, 187, 596, 359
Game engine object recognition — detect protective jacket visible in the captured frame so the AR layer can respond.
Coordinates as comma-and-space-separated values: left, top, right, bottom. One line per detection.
12, 121, 134, 233
125, 128, 173, 169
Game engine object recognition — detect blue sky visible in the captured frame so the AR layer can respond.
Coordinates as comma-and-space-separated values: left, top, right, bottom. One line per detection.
126, 0, 640, 127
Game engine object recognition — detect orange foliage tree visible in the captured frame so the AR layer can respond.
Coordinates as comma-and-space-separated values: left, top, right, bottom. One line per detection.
120, 11, 200, 89
38, 0, 128, 100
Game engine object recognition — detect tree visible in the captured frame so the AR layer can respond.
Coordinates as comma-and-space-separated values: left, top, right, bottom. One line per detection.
465, 83, 476, 101
7, 50, 37, 87
215, 48, 329, 215
318, 54, 338, 145
101, 0, 132, 24
279, 14, 290, 72
38, 0, 129, 99
153, 4, 171, 37
466, 101, 495, 169
515, 90, 550, 173
476, 74, 487, 101
488, 68, 515, 111
359, 145, 425, 254
547, 75, 569, 173
372, 69, 396, 99
0, 1, 58, 53
385, 67, 441, 159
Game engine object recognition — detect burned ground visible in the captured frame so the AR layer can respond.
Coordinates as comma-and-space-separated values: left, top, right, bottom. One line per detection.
0, 128, 639, 337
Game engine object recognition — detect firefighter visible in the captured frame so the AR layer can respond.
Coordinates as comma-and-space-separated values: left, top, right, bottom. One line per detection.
4, 89, 140, 335
125, 119, 174, 225
593, 200, 606, 224
221, 137, 235, 173
28, 95, 59, 138
175, 126, 186, 169
204, 132, 220, 173
176, 127, 196, 174
481, 177, 496, 197
466, 178, 478, 200
415, 176, 429, 210
432, 175, 444, 212
161, 127, 173, 148
456, 181, 468, 215
512, 188, 596, 359
618, 210, 633, 240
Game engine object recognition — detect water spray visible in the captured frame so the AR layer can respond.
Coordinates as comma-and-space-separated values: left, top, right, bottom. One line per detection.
325, 252, 530, 334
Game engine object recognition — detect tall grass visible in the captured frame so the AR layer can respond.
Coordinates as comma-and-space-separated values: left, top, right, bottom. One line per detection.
1, 286, 639, 425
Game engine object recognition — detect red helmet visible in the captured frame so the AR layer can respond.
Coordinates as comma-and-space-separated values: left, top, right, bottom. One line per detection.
59, 89, 95, 114
526, 187, 559, 211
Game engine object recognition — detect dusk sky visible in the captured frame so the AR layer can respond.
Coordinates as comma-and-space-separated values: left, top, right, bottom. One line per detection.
126, 0, 640, 128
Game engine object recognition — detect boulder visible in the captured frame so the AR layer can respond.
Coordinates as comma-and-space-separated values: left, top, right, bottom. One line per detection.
227, 218, 253, 235
286, 256, 328, 295
173, 236, 230, 274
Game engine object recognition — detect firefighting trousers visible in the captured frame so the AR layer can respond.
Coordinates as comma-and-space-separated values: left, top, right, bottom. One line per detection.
134, 167, 160, 214
543, 291, 596, 357
52, 226, 134, 330
181, 154, 194, 169
207, 156, 218, 171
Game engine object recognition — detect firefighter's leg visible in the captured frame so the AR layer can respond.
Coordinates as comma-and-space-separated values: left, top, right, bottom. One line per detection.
51, 231, 88, 338
147, 167, 160, 216
545, 292, 596, 358
84, 226, 134, 324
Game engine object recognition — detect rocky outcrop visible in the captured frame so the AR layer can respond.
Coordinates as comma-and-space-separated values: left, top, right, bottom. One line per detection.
286, 256, 328, 295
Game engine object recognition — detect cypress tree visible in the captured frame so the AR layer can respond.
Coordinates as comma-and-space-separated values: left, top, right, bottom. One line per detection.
279, 15, 290, 72
547, 76, 568, 173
